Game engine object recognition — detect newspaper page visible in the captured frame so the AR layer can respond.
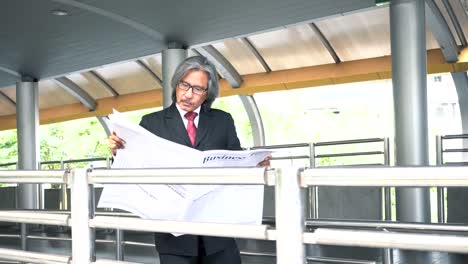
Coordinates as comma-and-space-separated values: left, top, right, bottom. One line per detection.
98, 110, 270, 226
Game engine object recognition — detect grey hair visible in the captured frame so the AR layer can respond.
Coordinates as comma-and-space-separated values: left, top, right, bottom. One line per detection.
171, 56, 219, 109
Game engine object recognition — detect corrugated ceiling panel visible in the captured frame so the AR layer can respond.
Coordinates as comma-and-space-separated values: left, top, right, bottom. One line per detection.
1, 85, 16, 102
212, 38, 266, 75
0, 86, 15, 116
95, 61, 160, 95
142, 53, 162, 83
317, 7, 440, 62
67, 72, 114, 99
247, 24, 335, 71
39, 80, 77, 109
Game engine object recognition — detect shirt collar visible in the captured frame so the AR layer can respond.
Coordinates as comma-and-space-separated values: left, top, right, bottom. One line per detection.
175, 103, 201, 119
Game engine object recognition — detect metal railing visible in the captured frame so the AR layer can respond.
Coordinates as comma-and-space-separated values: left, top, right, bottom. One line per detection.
0, 170, 71, 264
1, 166, 468, 263
253, 138, 391, 222
435, 133, 468, 224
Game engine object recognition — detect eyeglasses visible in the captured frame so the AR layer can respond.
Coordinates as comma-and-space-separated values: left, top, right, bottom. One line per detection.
178, 81, 208, 95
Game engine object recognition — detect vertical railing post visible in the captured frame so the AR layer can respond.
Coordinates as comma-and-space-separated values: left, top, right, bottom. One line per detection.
308, 143, 318, 219
116, 229, 124, 261
382, 137, 393, 264
383, 137, 392, 221
70, 168, 95, 263
436, 135, 445, 223
60, 161, 68, 211
275, 167, 305, 264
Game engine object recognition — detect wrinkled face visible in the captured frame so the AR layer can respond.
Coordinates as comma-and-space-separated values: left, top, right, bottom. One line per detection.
176, 70, 209, 112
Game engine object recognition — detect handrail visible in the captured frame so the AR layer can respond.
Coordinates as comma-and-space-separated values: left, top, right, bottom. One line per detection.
2, 165, 468, 263
250, 143, 310, 149
240, 251, 377, 264
301, 166, 468, 187
303, 228, 468, 254
90, 216, 272, 240
0, 170, 67, 183
314, 138, 385, 147
0, 248, 70, 264
93, 261, 140, 264
441, 133, 468, 139
0, 211, 70, 226
88, 167, 273, 185
41, 157, 109, 165
305, 219, 468, 233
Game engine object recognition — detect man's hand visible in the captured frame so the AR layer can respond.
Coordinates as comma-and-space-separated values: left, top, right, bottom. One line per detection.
108, 131, 126, 155
257, 155, 272, 167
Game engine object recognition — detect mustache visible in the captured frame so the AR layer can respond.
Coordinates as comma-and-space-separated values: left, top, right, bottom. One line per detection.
180, 99, 194, 106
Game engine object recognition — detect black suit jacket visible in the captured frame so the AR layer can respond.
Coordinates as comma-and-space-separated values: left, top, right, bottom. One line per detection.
139, 103, 242, 256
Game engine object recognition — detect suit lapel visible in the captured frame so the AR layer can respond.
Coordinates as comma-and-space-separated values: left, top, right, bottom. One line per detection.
195, 106, 212, 148
165, 104, 192, 146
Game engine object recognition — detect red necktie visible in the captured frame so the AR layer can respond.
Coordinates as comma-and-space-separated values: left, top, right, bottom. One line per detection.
185, 111, 197, 146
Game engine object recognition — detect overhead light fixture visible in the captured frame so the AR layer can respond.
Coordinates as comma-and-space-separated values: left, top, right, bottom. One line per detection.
375, 0, 390, 7
52, 9, 69, 16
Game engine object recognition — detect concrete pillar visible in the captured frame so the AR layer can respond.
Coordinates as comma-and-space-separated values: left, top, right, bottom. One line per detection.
162, 43, 187, 108
16, 80, 40, 209
391, 0, 432, 262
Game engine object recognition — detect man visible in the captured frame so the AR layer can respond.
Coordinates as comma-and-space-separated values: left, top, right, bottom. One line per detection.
109, 56, 269, 264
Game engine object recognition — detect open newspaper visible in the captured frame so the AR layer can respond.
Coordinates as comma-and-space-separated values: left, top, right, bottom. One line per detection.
98, 110, 271, 227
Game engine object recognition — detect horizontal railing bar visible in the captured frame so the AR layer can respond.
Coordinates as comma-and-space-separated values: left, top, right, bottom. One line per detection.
441, 134, 468, 139
306, 256, 376, 264
443, 148, 468, 153
304, 228, 468, 254
0, 234, 19, 238
301, 166, 468, 187
316, 163, 385, 168
90, 216, 271, 240
27, 235, 71, 242
444, 161, 468, 166
250, 143, 310, 149
123, 241, 154, 247
40, 157, 109, 165
305, 219, 468, 233
315, 151, 384, 158
0, 162, 17, 167
239, 251, 377, 264
314, 138, 385, 147
93, 260, 140, 264
0, 248, 70, 264
0, 211, 69, 226
89, 168, 270, 185
272, 155, 309, 160
0, 170, 67, 183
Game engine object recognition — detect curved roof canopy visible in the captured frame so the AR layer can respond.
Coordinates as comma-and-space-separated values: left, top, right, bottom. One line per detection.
1, 0, 468, 130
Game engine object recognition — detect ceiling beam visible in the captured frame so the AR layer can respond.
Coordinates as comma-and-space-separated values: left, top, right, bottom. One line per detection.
0, 49, 467, 131
195, 45, 243, 88
0, 91, 16, 109
0, 66, 21, 78
239, 95, 265, 146
308, 23, 341, 64
54, 77, 97, 111
241, 37, 272, 72
426, 0, 459, 62
441, 0, 467, 47
51, 0, 165, 41
451, 72, 468, 133
88, 71, 119, 97
135, 60, 163, 86
96, 116, 112, 137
